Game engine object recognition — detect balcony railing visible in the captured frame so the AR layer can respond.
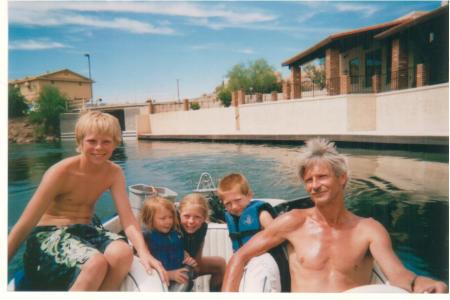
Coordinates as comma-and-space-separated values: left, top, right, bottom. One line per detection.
295, 65, 448, 99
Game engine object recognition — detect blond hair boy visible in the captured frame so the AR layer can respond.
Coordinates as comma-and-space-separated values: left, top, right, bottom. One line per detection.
8, 111, 167, 291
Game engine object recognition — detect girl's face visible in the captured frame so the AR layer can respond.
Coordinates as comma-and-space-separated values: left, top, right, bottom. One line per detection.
180, 205, 206, 234
153, 207, 174, 234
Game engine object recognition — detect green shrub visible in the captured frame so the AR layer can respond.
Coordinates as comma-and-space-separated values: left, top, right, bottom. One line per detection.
29, 85, 68, 135
8, 86, 29, 118
217, 86, 232, 107
190, 102, 200, 110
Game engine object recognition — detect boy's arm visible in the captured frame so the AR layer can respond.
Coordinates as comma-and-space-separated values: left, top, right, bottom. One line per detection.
109, 166, 168, 284
368, 218, 448, 293
8, 165, 61, 260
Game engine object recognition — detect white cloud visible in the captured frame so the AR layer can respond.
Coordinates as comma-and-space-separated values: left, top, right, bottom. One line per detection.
64, 15, 175, 34
9, 2, 175, 35
9, 39, 68, 50
8, 1, 276, 33
189, 43, 220, 51
334, 3, 380, 17
235, 48, 255, 55
297, 1, 381, 20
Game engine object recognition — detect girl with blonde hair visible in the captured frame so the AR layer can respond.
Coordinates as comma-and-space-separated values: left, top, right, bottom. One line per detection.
179, 193, 226, 291
140, 196, 196, 291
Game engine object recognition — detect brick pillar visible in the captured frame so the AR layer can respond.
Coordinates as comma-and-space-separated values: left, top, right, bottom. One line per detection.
291, 65, 302, 99
148, 101, 154, 114
256, 93, 263, 102
271, 91, 278, 101
183, 99, 189, 111
238, 89, 245, 105
340, 75, 351, 94
325, 48, 340, 95
232, 93, 239, 107
372, 74, 381, 93
282, 80, 291, 100
391, 38, 408, 90
416, 63, 427, 87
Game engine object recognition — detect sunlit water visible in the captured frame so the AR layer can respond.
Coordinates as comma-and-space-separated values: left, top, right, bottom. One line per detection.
8, 140, 449, 284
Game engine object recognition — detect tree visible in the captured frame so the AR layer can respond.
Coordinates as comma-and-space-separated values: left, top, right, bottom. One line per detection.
302, 60, 325, 89
227, 63, 250, 92
226, 58, 281, 94
247, 59, 281, 93
8, 86, 29, 118
29, 85, 68, 135
216, 85, 232, 107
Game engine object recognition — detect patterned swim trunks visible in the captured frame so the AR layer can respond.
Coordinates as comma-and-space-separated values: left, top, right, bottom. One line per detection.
23, 223, 126, 291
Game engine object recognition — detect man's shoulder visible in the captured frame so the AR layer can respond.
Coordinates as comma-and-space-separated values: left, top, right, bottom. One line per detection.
274, 208, 310, 227
353, 215, 387, 236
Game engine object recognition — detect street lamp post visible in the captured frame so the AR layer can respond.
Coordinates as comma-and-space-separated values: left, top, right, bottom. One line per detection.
176, 79, 180, 102
84, 53, 93, 105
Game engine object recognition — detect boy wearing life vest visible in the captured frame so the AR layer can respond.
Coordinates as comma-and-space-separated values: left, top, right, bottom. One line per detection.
217, 173, 290, 292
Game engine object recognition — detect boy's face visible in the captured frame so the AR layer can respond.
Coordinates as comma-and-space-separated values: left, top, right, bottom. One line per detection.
220, 186, 253, 216
80, 133, 116, 165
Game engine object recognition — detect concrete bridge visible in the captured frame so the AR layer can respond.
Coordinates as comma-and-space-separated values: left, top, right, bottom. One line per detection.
60, 103, 148, 139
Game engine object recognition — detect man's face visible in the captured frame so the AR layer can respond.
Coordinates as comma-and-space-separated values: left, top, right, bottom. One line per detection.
303, 161, 347, 206
220, 186, 253, 216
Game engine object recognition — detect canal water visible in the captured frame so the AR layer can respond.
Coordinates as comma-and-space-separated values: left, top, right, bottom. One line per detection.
8, 140, 449, 284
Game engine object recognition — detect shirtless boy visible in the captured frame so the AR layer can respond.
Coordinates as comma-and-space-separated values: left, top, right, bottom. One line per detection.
8, 111, 168, 291
222, 138, 447, 293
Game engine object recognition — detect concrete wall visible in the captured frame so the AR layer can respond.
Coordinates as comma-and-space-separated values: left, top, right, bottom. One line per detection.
124, 107, 141, 131
376, 84, 449, 135
141, 83, 448, 137
149, 107, 236, 134
239, 97, 348, 134
60, 113, 80, 136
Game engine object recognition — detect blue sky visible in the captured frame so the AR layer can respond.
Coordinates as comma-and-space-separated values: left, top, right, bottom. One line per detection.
7, 0, 442, 104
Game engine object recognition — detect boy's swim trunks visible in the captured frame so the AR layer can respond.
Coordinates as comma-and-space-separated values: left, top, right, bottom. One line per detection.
23, 223, 126, 290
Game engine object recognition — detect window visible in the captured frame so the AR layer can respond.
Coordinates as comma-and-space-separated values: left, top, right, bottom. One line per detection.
365, 49, 381, 87
349, 58, 360, 84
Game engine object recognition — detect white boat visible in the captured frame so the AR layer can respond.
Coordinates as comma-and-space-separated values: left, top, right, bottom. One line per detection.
9, 173, 397, 292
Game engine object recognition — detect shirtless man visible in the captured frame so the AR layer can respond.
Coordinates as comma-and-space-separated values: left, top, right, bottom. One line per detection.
8, 111, 168, 291
222, 138, 448, 293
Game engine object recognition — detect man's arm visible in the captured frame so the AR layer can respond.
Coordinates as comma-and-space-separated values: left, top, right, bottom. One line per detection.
222, 211, 299, 291
8, 164, 61, 260
109, 166, 168, 284
259, 210, 274, 229
367, 218, 447, 293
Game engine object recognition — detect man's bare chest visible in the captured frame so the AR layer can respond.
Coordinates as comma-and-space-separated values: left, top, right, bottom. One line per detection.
289, 225, 371, 273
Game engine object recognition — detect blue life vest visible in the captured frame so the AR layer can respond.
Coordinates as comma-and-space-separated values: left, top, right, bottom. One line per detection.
143, 229, 184, 270
225, 200, 275, 252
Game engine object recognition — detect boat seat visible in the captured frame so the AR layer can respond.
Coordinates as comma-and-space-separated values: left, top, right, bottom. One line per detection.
193, 223, 233, 292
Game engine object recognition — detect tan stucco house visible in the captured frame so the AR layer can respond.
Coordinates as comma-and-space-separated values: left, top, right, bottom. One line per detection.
9, 69, 93, 109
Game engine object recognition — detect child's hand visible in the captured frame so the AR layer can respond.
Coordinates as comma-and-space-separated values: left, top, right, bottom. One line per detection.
168, 267, 190, 284
183, 255, 198, 267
